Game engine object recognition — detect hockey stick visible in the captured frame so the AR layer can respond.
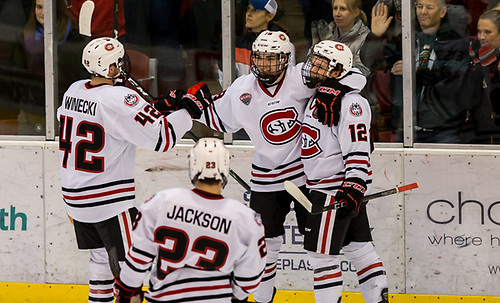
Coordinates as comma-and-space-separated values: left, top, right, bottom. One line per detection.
113, 0, 119, 39
284, 181, 419, 215
122, 70, 251, 192
79, 0, 94, 37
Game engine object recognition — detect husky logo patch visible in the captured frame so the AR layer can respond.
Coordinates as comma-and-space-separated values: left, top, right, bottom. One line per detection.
240, 93, 252, 105
349, 103, 362, 117
124, 94, 139, 107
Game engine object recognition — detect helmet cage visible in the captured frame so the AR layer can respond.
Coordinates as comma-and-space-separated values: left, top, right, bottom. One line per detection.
302, 40, 353, 88
250, 51, 289, 85
301, 54, 336, 88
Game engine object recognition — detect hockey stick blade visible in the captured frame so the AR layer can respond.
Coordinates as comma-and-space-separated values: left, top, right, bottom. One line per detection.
284, 181, 312, 213
79, 0, 94, 37
285, 181, 419, 215
122, 71, 252, 192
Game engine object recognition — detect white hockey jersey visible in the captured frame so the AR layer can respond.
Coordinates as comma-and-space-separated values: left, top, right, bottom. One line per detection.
199, 64, 316, 192
57, 80, 193, 223
301, 69, 373, 195
119, 188, 266, 302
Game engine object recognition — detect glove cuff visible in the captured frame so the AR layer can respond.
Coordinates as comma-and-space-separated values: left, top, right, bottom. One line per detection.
342, 177, 366, 194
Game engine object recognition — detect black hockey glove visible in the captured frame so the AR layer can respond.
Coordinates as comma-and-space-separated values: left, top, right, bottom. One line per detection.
151, 89, 185, 115
179, 82, 213, 119
335, 178, 366, 218
113, 275, 144, 303
314, 78, 353, 127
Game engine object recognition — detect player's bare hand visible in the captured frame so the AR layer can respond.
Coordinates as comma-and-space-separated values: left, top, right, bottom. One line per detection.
371, 3, 393, 37
391, 60, 403, 75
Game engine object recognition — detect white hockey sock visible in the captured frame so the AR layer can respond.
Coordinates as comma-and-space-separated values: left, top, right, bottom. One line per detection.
343, 242, 388, 303
88, 248, 115, 303
307, 251, 343, 303
253, 236, 282, 303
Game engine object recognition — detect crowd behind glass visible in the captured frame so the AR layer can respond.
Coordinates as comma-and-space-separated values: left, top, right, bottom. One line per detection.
0, 0, 499, 145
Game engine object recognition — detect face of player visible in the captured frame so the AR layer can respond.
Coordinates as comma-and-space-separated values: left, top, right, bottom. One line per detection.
35, 0, 44, 26
477, 18, 500, 49
253, 52, 284, 77
246, 3, 274, 33
332, 0, 359, 34
309, 55, 330, 84
416, 0, 446, 33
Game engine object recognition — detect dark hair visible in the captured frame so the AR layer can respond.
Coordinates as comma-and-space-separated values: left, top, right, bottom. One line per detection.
24, 0, 75, 43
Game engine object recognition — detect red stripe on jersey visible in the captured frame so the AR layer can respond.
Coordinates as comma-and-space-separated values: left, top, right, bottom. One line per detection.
207, 106, 221, 132
251, 163, 303, 178
314, 271, 342, 281
121, 212, 132, 247
63, 186, 135, 200
128, 250, 149, 265
320, 196, 335, 254
307, 176, 344, 186
153, 284, 231, 298
162, 116, 171, 152
89, 288, 113, 294
241, 282, 261, 292
265, 263, 277, 274
357, 262, 383, 276
345, 159, 369, 167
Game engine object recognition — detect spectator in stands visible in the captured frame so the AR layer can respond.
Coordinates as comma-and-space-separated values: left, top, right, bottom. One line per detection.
364, 0, 479, 143
232, 0, 288, 78
309, 0, 371, 76
469, 8, 500, 140
470, 9, 500, 108
19, 0, 82, 135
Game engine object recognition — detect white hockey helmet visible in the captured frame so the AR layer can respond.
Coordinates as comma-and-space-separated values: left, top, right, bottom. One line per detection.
302, 40, 353, 87
82, 37, 125, 78
189, 137, 230, 188
251, 30, 292, 85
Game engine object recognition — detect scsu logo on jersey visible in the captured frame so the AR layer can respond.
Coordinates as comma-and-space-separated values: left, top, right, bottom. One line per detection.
301, 124, 322, 158
260, 107, 301, 145
349, 102, 362, 117
124, 94, 139, 107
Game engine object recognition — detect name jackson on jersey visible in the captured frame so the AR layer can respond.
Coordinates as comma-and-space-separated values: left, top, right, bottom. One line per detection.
63, 95, 97, 116
166, 205, 232, 235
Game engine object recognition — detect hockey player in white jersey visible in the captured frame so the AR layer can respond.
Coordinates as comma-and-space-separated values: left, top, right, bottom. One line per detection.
198, 30, 316, 302
113, 137, 267, 303
300, 40, 388, 303
57, 37, 212, 303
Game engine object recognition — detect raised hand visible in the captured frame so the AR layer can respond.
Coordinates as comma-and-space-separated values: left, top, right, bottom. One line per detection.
371, 3, 393, 37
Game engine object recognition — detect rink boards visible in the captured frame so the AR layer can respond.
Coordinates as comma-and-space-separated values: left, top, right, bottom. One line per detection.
0, 140, 499, 298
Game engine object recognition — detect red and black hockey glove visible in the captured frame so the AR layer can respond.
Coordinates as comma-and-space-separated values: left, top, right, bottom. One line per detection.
113, 275, 144, 303
335, 178, 366, 218
179, 82, 213, 119
314, 78, 353, 127
151, 89, 185, 115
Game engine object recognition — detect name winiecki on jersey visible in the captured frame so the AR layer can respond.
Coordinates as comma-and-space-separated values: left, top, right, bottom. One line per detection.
64, 95, 97, 116
166, 205, 232, 235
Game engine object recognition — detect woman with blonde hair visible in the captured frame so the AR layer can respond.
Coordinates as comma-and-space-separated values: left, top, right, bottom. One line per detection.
311, 0, 370, 76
